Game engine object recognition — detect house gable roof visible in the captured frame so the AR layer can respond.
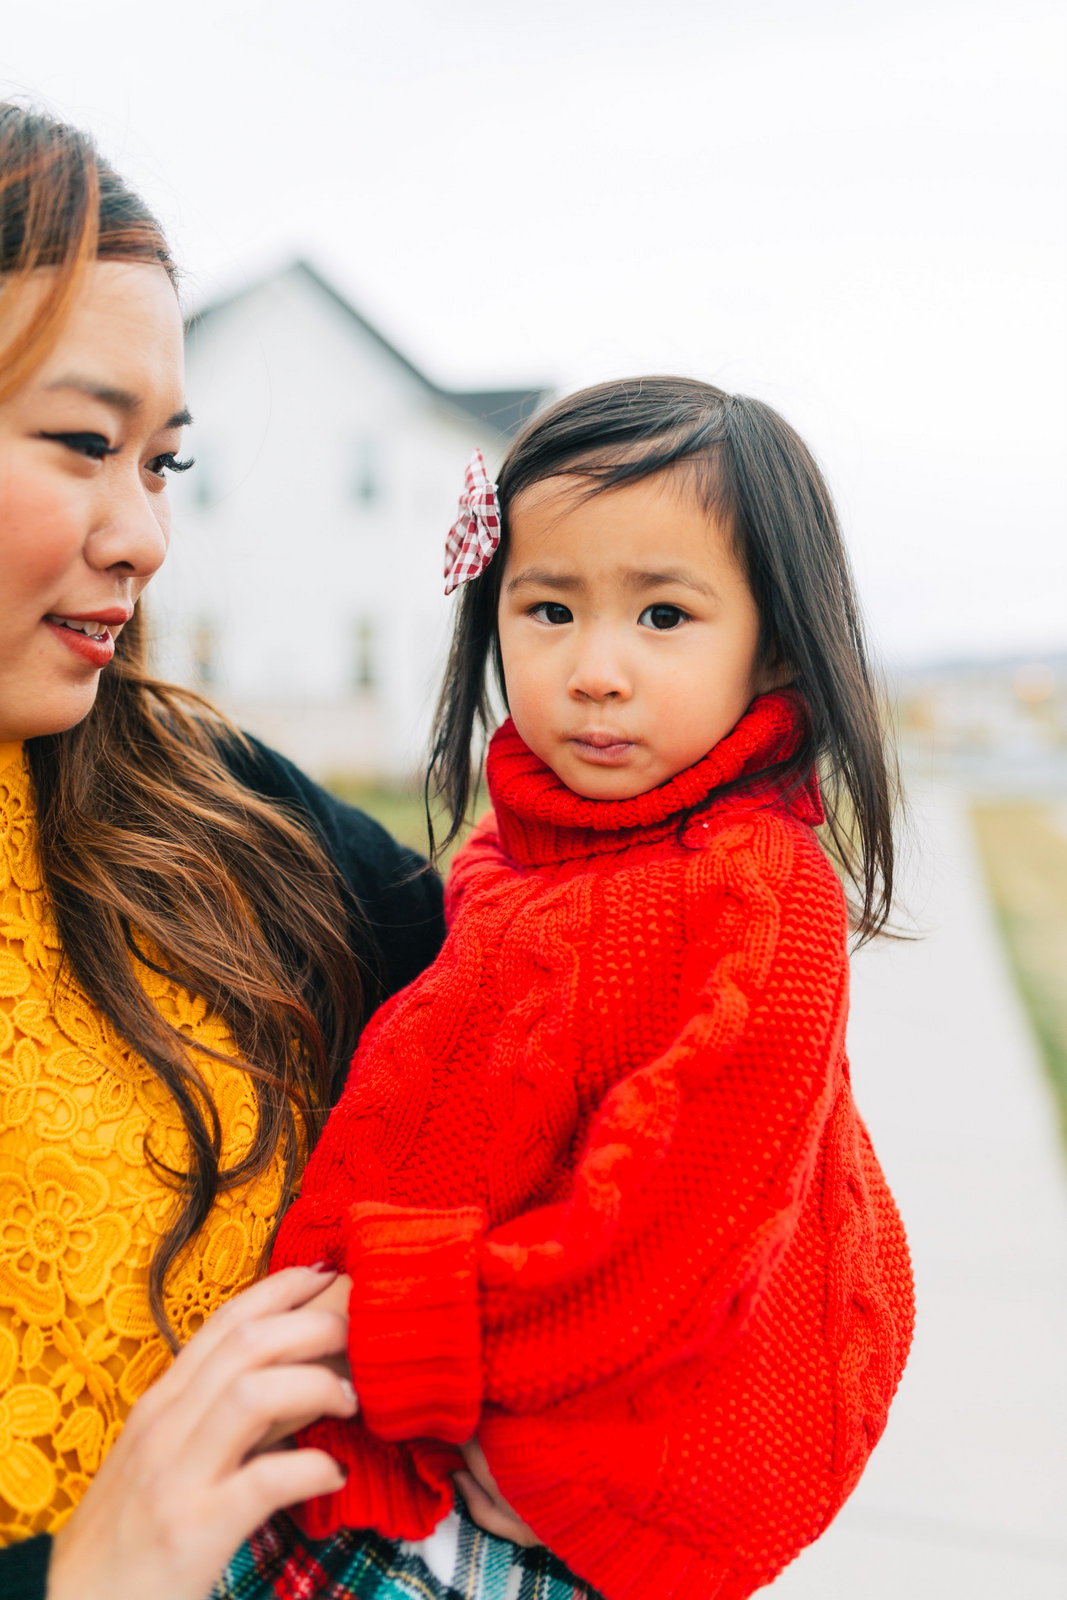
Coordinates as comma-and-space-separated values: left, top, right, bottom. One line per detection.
185, 258, 550, 438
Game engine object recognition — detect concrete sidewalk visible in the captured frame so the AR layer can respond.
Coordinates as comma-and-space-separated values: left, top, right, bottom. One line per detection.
770, 785, 1067, 1598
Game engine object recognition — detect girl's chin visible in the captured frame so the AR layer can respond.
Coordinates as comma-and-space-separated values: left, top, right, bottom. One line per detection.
553, 762, 660, 802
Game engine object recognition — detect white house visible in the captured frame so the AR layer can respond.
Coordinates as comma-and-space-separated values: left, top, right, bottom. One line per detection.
153, 259, 548, 779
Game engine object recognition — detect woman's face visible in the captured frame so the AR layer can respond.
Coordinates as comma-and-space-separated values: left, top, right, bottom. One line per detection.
0, 261, 188, 742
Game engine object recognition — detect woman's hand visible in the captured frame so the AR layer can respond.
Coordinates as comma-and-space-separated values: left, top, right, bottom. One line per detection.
46, 1265, 357, 1600
293, 1277, 539, 1550
256, 1276, 543, 1552
453, 1438, 542, 1548
287, 1268, 353, 1383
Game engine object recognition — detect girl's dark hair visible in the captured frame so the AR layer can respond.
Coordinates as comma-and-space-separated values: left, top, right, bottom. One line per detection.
429, 375, 897, 942
1, 103, 367, 1347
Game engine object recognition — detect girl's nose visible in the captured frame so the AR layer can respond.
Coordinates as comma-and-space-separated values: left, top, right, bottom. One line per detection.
567, 635, 633, 703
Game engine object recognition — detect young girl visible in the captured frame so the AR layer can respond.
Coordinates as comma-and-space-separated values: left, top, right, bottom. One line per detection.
254, 378, 914, 1600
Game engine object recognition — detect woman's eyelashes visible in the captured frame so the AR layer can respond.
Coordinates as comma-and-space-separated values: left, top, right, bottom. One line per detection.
39, 432, 193, 478
147, 452, 195, 478
40, 430, 119, 461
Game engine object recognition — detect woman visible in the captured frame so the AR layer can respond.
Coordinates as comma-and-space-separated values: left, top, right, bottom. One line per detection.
0, 104, 452, 1599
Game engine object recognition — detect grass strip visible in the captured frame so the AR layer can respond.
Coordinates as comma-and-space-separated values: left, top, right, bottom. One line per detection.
322, 778, 480, 873
971, 801, 1067, 1148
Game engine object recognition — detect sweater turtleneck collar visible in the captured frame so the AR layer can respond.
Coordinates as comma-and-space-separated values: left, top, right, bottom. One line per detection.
486, 690, 822, 867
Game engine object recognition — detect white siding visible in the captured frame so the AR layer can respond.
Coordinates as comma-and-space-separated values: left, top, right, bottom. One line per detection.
152, 264, 513, 779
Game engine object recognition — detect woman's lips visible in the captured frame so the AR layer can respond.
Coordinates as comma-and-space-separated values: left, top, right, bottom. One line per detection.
569, 734, 636, 765
43, 615, 117, 668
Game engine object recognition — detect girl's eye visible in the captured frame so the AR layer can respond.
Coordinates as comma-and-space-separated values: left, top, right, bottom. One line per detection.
147, 452, 195, 479
40, 431, 118, 461
639, 603, 687, 631
531, 602, 573, 626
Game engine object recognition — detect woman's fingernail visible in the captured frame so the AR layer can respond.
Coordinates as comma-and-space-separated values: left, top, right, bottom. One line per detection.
339, 1378, 356, 1405
307, 1261, 335, 1273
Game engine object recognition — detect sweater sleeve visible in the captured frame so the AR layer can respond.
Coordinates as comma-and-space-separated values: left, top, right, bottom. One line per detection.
284, 816, 867, 1550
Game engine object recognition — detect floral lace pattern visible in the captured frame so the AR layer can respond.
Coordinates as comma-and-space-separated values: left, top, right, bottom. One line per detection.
0, 742, 288, 1543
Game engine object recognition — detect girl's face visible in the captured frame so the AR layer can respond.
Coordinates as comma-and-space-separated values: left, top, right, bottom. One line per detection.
0, 261, 188, 743
497, 471, 784, 800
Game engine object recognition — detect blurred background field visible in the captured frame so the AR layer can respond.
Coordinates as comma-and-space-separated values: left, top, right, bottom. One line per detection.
972, 800, 1067, 1146
896, 653, 1067, 1149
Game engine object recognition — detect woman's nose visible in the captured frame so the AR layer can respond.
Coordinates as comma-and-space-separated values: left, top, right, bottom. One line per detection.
567, 633, 633, 702
86, 474, 169, 579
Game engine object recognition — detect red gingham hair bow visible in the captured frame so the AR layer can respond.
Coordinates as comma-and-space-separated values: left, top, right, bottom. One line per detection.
444, 450, 501, 595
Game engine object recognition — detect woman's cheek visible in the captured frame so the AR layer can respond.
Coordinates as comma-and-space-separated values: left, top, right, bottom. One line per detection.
0, 469, 85, 604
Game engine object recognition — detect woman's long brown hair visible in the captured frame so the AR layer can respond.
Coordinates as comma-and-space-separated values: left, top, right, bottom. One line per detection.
2, 104, 367, 1347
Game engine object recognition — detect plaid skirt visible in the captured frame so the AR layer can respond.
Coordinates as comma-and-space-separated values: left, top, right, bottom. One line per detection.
213, 1503, 603, 1600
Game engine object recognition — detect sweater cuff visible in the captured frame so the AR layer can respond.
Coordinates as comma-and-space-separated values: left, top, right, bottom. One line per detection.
292, 1418, 460, 1542
344, 1201, 486, 1443
0, 1533, 52, 1600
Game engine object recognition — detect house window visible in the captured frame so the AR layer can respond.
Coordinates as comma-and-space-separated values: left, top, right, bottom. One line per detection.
352, 438, 382, 506
351, 617, 378, 690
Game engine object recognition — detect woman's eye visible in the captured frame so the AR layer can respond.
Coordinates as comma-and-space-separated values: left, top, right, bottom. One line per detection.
147, 452, 195, 479
40, 431, 118, 461
531, 602, 573, 626
639, 603, 687, 631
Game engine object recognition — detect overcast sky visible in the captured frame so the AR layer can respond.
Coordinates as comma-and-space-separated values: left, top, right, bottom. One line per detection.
4, 0, 1064, 668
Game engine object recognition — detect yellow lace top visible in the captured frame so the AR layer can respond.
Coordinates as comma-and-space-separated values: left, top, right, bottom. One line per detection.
0, 740, 289, 1545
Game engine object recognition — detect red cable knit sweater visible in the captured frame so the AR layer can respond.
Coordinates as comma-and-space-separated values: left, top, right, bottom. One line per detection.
272, 692, 913, 1600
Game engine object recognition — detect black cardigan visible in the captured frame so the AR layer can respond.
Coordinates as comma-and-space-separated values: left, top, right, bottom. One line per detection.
219, 732, 445, 1013
0, 735, 446, 1598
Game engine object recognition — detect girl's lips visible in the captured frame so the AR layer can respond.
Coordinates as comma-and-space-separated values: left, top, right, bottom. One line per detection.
570, 736, 635, 765
43, 616, 116, 668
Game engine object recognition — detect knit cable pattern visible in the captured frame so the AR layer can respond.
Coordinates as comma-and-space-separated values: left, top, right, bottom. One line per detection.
271, 694, 913, 1600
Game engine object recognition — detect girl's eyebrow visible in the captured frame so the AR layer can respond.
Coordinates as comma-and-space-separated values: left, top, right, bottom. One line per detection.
507, 566, 718, 598
624, 567, 714, 598
506, 568, 586, 594
45, 375, 192, 430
